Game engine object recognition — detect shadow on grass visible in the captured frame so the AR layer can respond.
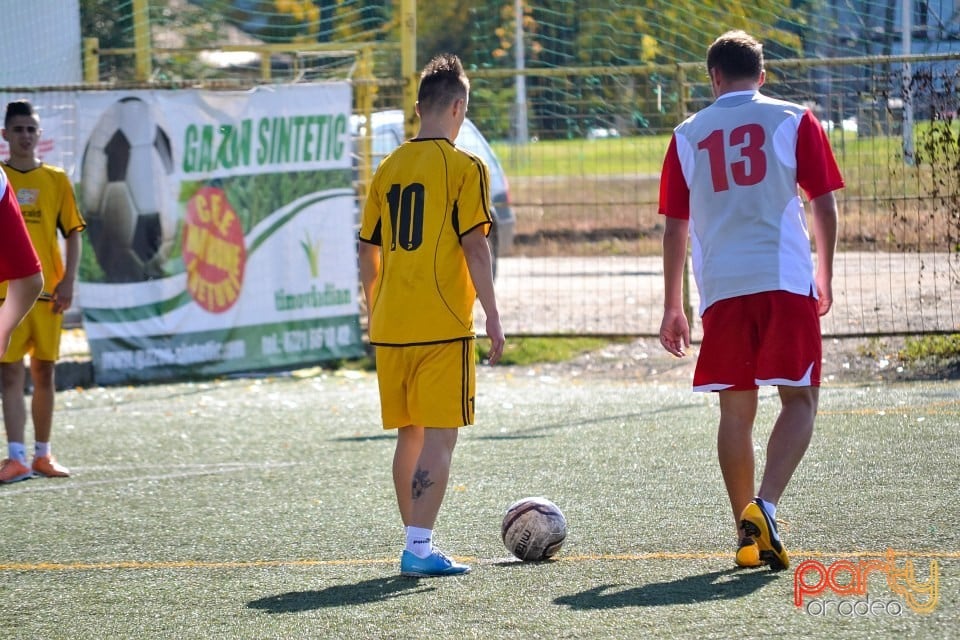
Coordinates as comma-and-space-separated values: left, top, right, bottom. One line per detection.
553, 568, 778, 609
247, 576, 435, 613
474, 406, 695, 440
331, 434, 396, 442
332, 408, 693, 443
473, 409, 684, 441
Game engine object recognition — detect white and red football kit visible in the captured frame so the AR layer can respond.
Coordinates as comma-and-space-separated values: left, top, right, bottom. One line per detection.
659, 90, 844, 390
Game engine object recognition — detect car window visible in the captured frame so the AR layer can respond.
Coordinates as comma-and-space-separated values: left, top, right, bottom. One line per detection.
372, 127, 402, 170
455, 124, 493, 164
368, 116, 508, 199
456, 122, 507, 196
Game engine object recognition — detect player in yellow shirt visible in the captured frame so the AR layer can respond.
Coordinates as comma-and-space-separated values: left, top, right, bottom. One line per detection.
358, 53, 505, 577
0, 100, 85, 484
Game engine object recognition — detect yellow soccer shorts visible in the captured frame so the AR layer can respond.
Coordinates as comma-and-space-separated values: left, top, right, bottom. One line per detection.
375, 338, 476, 429
1, 299, 64, 363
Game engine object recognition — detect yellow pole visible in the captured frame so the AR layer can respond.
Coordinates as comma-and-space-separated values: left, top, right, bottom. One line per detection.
132, 0, 152, 82
400, 0, 417, 139
260, 52, 272, 81
83, 38, 100, 83
356, 47, 376, 205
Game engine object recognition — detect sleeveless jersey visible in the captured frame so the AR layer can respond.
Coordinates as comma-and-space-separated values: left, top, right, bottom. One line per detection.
0, 163, 85, 299
359, 137, 493, 345
658, 91, 844, 315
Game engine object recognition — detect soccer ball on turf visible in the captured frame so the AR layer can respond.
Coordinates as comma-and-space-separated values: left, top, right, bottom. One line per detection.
501, 496, 567, 561
80, 97, 176, 282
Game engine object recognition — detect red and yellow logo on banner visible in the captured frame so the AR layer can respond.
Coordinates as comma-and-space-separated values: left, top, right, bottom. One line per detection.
183, 186, 246, 313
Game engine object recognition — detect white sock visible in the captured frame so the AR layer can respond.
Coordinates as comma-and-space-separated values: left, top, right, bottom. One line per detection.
8, 442, 27, 464
35, 442, 50, 458
405, 526, 433, 559
758, 498, 777, 521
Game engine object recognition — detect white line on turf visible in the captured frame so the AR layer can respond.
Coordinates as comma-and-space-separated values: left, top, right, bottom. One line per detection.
3, 550, 959, 573
0, 461, 300, 496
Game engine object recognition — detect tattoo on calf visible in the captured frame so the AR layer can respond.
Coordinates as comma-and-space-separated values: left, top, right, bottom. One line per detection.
412, 468, 435, 499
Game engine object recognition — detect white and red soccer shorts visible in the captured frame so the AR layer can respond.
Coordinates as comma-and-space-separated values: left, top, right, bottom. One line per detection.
694, 290, 821, 392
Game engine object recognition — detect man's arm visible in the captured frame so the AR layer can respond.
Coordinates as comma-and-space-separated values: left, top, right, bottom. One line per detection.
52, 230, 82, 314
358, 241, 381, 327
659, 215, 690, 357
809, 191, 838, 317
461, 228, 504, 365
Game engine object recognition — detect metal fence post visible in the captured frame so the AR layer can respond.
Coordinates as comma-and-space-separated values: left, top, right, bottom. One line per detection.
400, 0, 417, 140
133, 0, 152, 82
83, 37, 99, 83
675, 64, 695, 331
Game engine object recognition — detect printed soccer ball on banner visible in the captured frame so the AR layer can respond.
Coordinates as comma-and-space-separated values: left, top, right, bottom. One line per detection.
80, 97, 176, 282
501, 496, 567, 561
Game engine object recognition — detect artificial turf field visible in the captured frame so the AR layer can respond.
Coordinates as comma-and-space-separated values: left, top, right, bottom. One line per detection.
0, 366, 957, 639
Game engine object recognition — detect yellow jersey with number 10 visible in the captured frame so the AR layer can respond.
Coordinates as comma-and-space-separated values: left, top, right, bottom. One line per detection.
359, 137, 493, 346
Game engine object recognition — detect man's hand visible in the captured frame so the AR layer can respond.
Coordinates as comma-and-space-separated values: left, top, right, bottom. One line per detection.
659, 307, 690, 358
52, 278, 74, 314
484, 314, 505, 365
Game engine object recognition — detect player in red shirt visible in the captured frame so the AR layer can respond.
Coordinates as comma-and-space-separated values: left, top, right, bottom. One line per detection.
0, 170, 42, 361
658, 31, 843, 570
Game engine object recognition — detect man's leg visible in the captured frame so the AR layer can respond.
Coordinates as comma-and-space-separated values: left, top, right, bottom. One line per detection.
740, 385, 817, 571
757, 385, 818, 505
393, 425, 424, 526
408, 427, 458, 530
0, 361, 31, 483
0, 361, 27, 446
29, 358, 69, 477
397, 427, 467, 577
717, 389, 759, 530
393, 425, 461, 530
30, 359, 56, 445
718, 389, 765, 568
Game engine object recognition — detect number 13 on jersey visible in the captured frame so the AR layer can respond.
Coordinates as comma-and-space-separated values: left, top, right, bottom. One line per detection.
697, 124, 767, 192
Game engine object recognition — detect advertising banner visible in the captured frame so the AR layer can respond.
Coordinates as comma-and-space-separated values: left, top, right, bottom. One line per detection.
74, 84, 363, 384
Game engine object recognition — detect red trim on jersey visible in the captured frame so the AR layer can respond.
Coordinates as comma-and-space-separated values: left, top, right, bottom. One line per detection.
796, 110, 845, 200
658, 134, 689, 219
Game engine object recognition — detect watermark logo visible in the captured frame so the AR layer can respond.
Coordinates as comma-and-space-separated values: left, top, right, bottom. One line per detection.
794, 550, 939, 616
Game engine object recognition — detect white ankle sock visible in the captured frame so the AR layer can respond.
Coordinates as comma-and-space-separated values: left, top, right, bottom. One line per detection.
7, 442, 26, 464
35, 442, 50, 458
405, 526, 433, 559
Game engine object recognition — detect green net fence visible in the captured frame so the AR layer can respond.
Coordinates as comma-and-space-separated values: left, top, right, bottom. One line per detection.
64, 2, 960, 83
1, 1, 958, 337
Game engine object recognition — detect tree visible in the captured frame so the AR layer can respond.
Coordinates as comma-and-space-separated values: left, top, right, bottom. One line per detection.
80, 0, 136, 80
461, 0, 806, 138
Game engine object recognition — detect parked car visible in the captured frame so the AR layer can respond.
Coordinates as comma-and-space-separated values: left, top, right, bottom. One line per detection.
352, 109, 515, 275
